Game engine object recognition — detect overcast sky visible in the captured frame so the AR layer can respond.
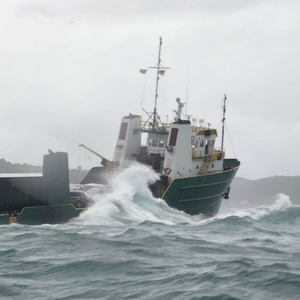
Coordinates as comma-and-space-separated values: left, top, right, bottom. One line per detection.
1, 0, 300, 180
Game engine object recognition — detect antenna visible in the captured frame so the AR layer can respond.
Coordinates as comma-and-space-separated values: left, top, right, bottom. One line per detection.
185, 68, 188, 116
221, 94, 227, 152
152, 37, 162, 129
143, 37, 170, 131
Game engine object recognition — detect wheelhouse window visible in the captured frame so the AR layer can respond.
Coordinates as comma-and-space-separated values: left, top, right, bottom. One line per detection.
152, 140, 158, 147
159, 140, 165, 148
119, 122, 128, 140
208, 140, 215, 146
169, 128, 178, 146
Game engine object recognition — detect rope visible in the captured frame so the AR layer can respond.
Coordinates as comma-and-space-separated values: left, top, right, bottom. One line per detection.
225, 124, 237, 158
77, 147, 82, 169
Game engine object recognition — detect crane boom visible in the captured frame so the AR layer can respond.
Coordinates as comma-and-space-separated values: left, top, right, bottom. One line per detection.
78, 144, 113, 165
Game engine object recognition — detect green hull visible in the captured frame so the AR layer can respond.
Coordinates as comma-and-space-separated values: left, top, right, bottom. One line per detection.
159, 159, 240, 216
0, 152, 86, 225
0, 153, 239, 224
0, 204, 85, 225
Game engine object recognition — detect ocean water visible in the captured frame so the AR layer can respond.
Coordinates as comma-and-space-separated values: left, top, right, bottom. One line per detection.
1, 165, 299, 300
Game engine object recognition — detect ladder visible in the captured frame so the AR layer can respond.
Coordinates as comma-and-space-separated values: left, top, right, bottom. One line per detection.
198, 156, 212, 175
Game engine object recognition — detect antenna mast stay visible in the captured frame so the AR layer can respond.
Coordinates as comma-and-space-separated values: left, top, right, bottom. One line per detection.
221, 94, 227, 152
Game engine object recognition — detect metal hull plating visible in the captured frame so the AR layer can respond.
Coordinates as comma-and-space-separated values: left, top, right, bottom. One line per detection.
0, 152, 85, 225
0, 205, 84, 225
160, 159, 240, 216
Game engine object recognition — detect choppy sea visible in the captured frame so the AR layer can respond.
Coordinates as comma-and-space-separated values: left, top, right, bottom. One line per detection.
1, 165, 299, 300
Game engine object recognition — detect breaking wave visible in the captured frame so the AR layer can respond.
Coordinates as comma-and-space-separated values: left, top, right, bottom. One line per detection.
77, 164, 299, 227
216, 193, 296, 221
200, 193, 300, 231
78, 163, 195, 226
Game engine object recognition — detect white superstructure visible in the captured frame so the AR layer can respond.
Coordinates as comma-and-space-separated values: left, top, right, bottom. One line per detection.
112, 98, 225, 181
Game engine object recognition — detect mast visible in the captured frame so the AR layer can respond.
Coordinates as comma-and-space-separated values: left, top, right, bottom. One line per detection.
143, 37, 170, 131
152, 37, 162, 130
221, 94, 227, 152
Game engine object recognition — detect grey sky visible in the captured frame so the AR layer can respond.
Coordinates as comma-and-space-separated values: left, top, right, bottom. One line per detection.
1, 0, 300, 179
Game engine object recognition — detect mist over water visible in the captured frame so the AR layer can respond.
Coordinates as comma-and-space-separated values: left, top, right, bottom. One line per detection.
1, 165, 299, 300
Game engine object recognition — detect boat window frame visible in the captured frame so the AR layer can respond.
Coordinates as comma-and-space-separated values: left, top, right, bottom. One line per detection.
169, 128, 178, 146
159, 140, 165, 148
152, 140, 158, 147
119, 122, 128, 140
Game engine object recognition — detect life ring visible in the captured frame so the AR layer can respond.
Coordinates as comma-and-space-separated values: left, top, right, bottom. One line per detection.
164, 167, 171, 175
114, 161, 120, 167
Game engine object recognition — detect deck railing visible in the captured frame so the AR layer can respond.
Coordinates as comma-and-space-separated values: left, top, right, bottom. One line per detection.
133, 120, 170, 132
134, 146, 166, 157
192, 148, 225, 160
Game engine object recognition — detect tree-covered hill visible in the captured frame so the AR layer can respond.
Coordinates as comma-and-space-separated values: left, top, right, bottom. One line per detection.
223, 176, 300, 210
0, 158, 87, 183
0, 158, 42, 173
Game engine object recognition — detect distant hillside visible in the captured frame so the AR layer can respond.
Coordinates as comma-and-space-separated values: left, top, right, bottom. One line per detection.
223, 176, 300, 210
0, 158, 88, 184
0, 158, 43, 173
69, 168, 88, 184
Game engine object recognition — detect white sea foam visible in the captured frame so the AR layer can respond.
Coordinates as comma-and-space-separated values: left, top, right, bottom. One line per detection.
214, 193, 294, 221
77, 164, 295, 226
78, 163, 195, 226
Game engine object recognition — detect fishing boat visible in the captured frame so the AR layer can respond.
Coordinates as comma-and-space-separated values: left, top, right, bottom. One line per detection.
81, 38, 240, 217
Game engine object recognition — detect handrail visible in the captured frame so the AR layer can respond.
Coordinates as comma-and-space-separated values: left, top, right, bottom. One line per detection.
192, 148, 225, 159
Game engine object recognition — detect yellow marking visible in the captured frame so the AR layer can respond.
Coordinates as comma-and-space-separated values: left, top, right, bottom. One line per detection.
161, 178, 174, 198
17, 204, 86, 214
70, 204, 88, 210
212, 151, 225, 160
196, 129, 218, 136
9, 216, 17, 224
